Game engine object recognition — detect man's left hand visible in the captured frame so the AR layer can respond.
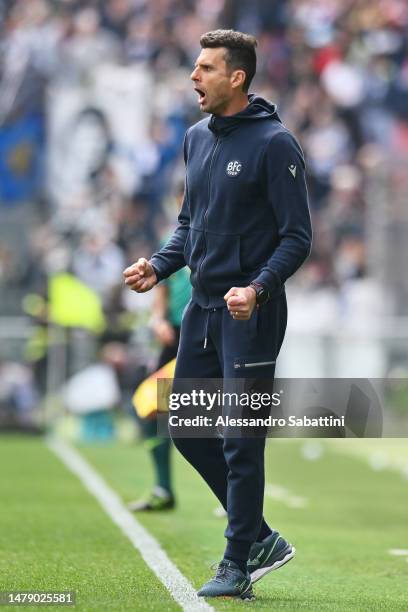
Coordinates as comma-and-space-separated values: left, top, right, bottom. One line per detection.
224, 286, 256, 320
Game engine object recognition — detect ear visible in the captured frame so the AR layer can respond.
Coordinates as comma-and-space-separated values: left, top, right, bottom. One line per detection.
230, 69, 246, 90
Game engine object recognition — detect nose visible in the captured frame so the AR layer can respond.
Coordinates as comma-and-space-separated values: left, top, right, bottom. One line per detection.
190, 66, 199, 82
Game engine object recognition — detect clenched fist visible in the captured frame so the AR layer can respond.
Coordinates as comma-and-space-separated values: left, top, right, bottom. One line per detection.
123, 258, 157, 293
224, 286, 256, 320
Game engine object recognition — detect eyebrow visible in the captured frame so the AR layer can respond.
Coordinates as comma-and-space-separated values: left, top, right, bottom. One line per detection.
194, 61, 214, 69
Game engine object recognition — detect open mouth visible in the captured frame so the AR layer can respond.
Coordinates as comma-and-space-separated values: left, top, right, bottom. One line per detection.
194, 87, 206, 105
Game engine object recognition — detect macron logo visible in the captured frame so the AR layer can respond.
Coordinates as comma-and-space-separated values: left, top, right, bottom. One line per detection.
288, 164, 297, 178
226, 160, 242, 177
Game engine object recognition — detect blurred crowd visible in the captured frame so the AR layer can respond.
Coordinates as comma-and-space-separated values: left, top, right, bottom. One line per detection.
1, 0, 408, 407
1, 0, 408, 307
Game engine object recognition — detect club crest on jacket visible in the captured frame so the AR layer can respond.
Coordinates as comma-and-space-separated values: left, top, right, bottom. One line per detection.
226, 160, 242, 177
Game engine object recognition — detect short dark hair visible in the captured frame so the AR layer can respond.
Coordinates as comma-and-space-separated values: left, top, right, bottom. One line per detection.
200, 29, 257, 93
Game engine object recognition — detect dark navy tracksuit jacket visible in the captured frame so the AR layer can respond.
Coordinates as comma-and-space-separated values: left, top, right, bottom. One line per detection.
150, 95, 312, 560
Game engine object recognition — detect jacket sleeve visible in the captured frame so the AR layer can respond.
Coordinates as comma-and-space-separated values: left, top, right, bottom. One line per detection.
149, 132, 191, 282
253, 130, 312, 294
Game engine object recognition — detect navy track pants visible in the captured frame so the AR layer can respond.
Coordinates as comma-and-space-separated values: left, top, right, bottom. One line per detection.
171, 293, 287, 561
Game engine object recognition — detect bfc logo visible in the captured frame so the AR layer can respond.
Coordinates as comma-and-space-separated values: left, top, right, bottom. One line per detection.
226, 160, 242, 177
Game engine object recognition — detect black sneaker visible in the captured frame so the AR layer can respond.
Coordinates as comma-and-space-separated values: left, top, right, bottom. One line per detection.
197, 559, 255, 600
248, 531, 295, 583
127, 487, 175, 512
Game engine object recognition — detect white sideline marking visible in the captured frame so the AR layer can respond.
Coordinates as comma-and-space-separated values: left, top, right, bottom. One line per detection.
388, 549, 408, 556
47, 437, 213, 612
265, 483, 308, 508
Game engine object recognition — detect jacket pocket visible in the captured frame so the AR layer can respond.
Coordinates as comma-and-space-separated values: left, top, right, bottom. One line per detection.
233, 355, 276, 370
202, 232, 243, 287
239, 232, 272, 274
184, 227, 205, 272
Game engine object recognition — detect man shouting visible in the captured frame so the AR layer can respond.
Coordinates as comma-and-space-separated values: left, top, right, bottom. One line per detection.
124, 29, 312, 600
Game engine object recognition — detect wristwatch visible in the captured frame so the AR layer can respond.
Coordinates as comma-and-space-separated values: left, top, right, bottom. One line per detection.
249, 282, 270, 306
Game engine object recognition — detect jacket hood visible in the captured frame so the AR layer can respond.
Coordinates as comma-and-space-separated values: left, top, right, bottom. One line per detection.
209, 94, 281, 136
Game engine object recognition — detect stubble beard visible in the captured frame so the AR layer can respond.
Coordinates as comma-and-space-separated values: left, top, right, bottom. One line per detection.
203, 93, 230, 116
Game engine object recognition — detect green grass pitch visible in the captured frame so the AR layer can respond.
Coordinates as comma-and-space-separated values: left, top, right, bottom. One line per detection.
0, 435, 407, 611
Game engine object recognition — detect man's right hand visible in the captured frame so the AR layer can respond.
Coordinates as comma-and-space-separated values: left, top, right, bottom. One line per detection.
123, 258, 157, 293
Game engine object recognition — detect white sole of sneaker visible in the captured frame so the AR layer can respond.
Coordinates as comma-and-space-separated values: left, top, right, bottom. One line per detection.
250, 546, 296, 584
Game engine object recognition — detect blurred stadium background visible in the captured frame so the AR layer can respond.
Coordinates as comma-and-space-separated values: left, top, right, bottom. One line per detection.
0, 1, 408, 609
1, 0, 408, 429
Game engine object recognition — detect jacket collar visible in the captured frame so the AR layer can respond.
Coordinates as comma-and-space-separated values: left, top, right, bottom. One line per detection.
208, 94, 281, 136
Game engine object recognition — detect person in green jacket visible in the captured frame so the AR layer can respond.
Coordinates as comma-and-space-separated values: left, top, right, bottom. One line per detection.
128, 262, 191, 511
